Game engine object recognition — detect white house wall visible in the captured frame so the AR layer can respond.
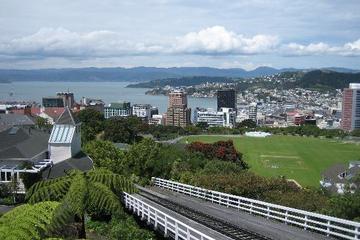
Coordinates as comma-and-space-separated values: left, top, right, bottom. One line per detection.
50, 144, 72, 163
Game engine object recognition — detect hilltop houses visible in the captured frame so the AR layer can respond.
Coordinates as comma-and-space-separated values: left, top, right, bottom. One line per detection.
320, 161, 360, 194
0, 107, 93, 193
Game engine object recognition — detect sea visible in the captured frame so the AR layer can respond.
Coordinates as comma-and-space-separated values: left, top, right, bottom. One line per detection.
0, 81, 216, 114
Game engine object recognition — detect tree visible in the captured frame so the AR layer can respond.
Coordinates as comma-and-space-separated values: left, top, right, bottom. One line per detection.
25, 169, 135, 239
104, 117, 142, 143
84, 140, 124, 172
323, 192, 360, 221
196, 122, 209, 130
236, 119, 256, 129
35, 116, 50, 130
351, 129, 360, 137
122, 138, 163, 181
0, 201, 60, 240
76, 108, 105, 143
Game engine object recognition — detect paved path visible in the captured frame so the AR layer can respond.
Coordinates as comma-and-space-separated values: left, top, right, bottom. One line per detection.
0, 205, 15, 215
134, 193, 233, 240
143, 186, 333, 240
156, 134, 248, 145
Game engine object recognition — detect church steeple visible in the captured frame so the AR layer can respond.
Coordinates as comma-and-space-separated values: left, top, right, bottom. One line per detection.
48, 107, 81, 163
55, 106, 79, 125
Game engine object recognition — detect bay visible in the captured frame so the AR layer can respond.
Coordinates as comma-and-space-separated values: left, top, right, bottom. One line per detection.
0, 81, 216, 114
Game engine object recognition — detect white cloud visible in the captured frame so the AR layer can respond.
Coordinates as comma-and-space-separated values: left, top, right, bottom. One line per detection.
283, 39, 360, 56
0, 26, 359, 59
174, 26, 279, 54
219, 60, 273, 71
0, 27, 164, 57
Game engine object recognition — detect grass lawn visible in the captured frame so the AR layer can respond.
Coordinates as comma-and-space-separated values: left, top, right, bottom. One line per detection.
181, 135, 360, 187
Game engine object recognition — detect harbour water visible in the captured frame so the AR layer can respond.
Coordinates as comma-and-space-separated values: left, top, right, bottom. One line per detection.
0, 81, 216, 114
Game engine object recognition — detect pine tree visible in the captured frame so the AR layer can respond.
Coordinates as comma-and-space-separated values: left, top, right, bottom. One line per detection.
25, 168, 136, 239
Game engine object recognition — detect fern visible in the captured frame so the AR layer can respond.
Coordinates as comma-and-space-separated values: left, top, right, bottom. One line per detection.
0, 201, 59, 240
25, 168, 135, 239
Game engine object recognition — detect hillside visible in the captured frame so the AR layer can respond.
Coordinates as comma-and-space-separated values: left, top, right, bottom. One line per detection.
0, 66, 293, 82
126, 76, 234, 88
294, 70, 360, 90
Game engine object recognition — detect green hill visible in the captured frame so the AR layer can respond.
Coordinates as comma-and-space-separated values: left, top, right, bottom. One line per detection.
294, 70, 360, 90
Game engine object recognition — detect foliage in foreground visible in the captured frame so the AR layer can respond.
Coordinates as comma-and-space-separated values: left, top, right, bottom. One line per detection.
87, 213, 155, 240
25, 169, 136, 239
0, 201, 59, 240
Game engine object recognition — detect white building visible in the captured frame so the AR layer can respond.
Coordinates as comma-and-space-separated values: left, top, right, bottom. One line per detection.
194, 108, 236, 128
194, 108, 224, 127
48, 107, 82, 163
249, 103, 258, 124
221, 107, 236, 128
104, 102, 131, 119
132, 104, 151, 120
149, 114, 164, 125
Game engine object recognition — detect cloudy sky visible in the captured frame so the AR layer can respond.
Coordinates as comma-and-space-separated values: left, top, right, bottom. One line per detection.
0, 0, 359, 69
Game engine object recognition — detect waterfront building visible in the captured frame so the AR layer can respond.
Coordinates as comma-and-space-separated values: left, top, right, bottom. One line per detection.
104, 102, 131, 119
80, 97, 105, 113
42, 97, 64, 108
132, 104, 152, 121
166, 91, 191, 127
217, 89, 236, 110
57, 92, 75, 108
341, 83, 360, 131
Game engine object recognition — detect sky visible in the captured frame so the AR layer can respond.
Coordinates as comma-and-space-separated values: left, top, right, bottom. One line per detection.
0, 0, 359, 70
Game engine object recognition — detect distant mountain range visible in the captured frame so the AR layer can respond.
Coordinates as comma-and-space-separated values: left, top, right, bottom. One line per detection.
0, 66, 359, 83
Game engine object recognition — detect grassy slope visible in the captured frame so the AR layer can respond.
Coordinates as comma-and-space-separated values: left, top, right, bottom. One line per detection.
181, 135, 360, 187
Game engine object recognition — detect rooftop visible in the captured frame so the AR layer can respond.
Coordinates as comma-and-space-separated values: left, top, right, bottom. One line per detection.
0, 113, 35, 132
0, 127, 49, 160
42, 151, 93, 179
55, 107, 79, 125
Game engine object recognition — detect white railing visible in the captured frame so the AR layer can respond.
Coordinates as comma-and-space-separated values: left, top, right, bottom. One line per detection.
124, 193, 216, 240
152, 177, 360, 240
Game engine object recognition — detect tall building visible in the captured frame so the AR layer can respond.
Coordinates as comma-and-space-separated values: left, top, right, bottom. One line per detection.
217, 89, 236, 110
104, 102, 131, 119
57, 92, 75, 108
249, 102, 258, 124
166, 91, 191, 127
341, 83, 360, 131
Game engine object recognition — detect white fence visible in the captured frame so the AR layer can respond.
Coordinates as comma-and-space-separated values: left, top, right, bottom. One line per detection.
152, 177, 360, 240
124, 193, 215, 240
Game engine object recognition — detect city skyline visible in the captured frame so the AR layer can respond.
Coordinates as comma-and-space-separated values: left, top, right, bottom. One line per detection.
0, 0, 359, 69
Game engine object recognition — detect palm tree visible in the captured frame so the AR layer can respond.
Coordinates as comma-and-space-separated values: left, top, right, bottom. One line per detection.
25, 168, 136, 239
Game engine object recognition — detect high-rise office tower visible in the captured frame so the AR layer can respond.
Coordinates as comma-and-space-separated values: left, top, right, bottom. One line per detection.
341, 83, 360, 131
166, 91, 191, 127
217, 89, 236, 110
249, 102, 258, 124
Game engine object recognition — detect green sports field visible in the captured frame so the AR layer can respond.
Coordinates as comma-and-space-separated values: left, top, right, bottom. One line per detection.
181, 135, 360, 187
